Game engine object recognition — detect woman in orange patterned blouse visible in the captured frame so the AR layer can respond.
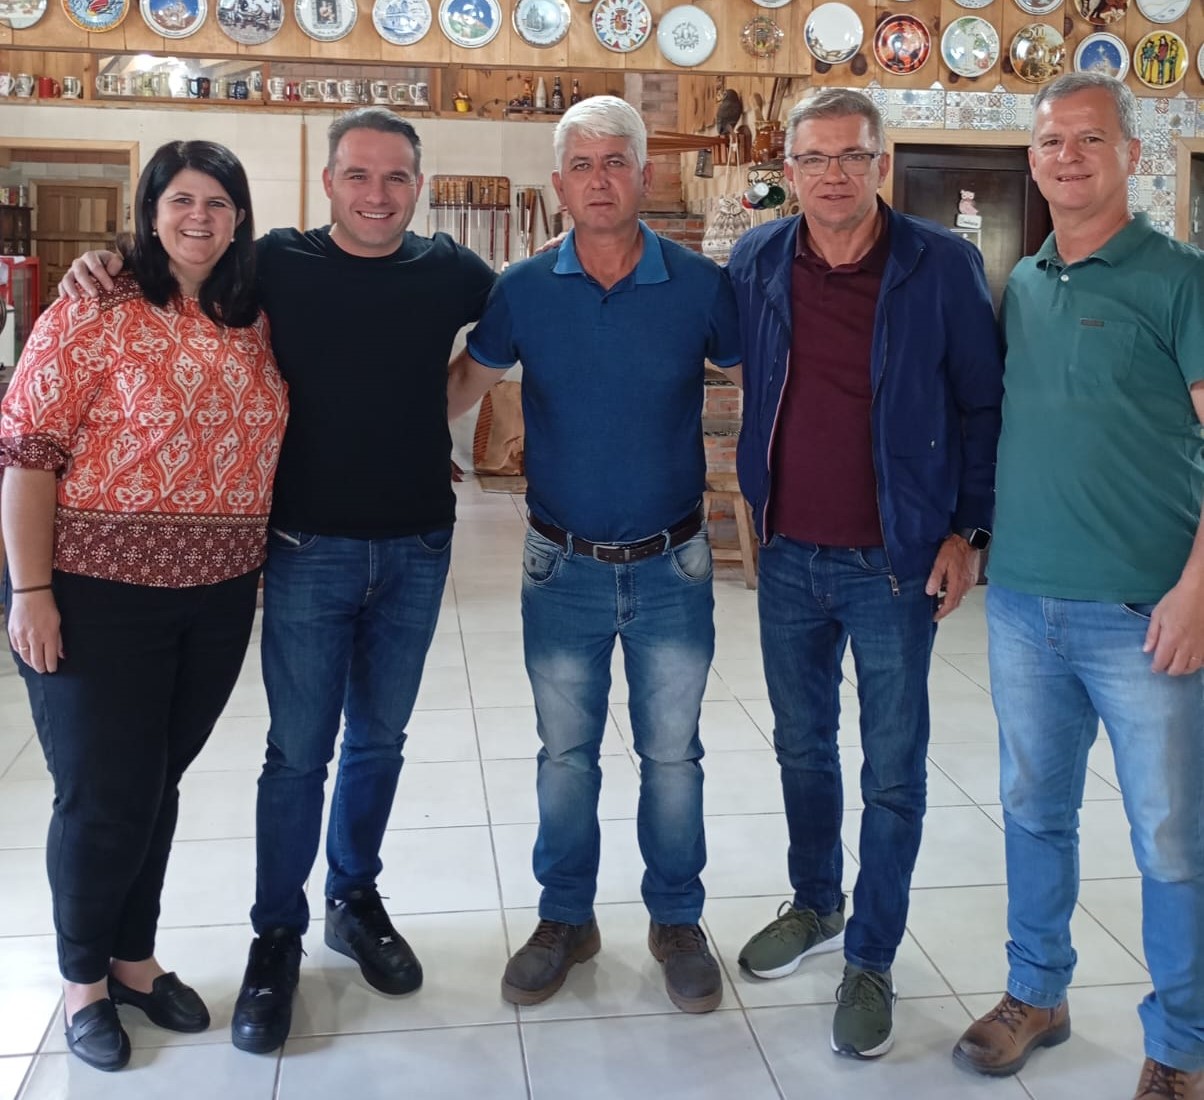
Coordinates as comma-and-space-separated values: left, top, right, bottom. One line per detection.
0, 141, 286, 1072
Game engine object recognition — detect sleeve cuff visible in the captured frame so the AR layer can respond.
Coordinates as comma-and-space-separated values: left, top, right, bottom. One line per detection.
0, 434, 71, 473
465, 339, 516, 372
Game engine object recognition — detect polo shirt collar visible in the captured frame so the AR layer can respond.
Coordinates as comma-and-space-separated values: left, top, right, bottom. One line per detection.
795, 198, 891, 274
1035, 212, 1152, 270
552, 221, 670, 285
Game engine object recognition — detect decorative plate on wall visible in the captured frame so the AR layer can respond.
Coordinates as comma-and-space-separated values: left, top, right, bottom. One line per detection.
62, 0, 129, 31
656, 4, 717, 67
295, 0, 356, 40
438, 0, 501, 46
941, 15, 1000, 76
1133, 0, 1189, 22
592, 0, 651, 53
216, 0, 283, 44
874, 13, 931, 73
512, 0, 569, 47
1074, 31, 1128, 77
1009, 22, 1065, 83
0, 0, 48, 29
741, 14, 784, 58
952, 0, 993, 11
804, 2, 864, 65
1198, 41, 1204, 81
140, 0, 206, 37
752, 0, 792, 8
373, 0, 432, 45
1014, 0, 1062, 15
1133, 28, 1188, 87
1074, 0, 1127, 24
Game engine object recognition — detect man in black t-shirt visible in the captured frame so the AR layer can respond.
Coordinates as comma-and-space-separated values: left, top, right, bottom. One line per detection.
62, 110, 495, 1054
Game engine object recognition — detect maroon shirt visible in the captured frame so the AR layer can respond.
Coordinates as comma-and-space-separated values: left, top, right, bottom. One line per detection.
770, 214, 890, 547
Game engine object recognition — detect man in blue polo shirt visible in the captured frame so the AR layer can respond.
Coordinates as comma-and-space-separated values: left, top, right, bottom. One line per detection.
448, 95, 741, 1015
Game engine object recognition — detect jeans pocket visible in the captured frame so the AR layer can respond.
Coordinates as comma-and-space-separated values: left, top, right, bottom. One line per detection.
416, 527, 454, 554
269, 527, 319, 552
1121, 602, 1157, 621
669, 531, 713, 584
523, 531, 562, 586
853, 547, 891, 573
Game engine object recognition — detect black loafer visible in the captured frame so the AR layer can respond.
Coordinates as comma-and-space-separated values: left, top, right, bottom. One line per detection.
108, 972, 210, 1033
65, 999, 131, 1072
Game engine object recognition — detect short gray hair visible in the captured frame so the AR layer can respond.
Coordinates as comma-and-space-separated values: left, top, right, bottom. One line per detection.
553, 95, 647, 170
1031, 73, 1139, 141
328, 107, 423, 174
785, 89, 886, 155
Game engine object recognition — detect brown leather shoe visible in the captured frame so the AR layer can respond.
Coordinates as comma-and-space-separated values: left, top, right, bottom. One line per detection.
952, 993, 1071, 1077
1133, 1058, 1204, 1099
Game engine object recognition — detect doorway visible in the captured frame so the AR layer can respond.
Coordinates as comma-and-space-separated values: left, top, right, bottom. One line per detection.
32, 181, 123, 310
889, 143, 1051, 309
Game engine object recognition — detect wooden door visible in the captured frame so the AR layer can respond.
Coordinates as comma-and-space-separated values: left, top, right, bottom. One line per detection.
31, 182, 122, 310
891, 146, 1051, 309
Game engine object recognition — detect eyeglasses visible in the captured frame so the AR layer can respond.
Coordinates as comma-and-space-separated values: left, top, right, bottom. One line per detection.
786, 151, 881, 177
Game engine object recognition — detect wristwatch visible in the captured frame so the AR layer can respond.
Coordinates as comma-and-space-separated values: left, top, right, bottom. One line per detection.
957, 527, 992, 551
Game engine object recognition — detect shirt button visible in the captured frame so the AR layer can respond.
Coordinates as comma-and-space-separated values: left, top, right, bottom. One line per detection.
1060, 274, 1069, 283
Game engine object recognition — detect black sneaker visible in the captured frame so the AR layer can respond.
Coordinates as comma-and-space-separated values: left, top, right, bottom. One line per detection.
325, 887, 423, 996
230, 928, 302, 1054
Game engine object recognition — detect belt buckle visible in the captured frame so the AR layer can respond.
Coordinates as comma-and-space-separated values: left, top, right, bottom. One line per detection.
592, 542, 626, 562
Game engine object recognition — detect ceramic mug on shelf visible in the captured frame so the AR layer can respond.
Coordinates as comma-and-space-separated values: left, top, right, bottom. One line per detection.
37, 76, 61, 98
188, 76, 211, 99
321, 79, 338, 103
62, 75, 82, 98
388, 82, 410, 106
213, 77, 230, 98
267, 76, 286, 101
249, 70, 262, 94
410, 80, 429, 107
300, 79, 320, 102
0, 73, 13, 97
337, 78, 357, 103
231, 79, 249, 100
14, 73, 34, 98
369, 79, 389, 104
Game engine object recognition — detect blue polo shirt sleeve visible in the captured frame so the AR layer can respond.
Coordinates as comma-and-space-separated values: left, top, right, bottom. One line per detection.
707, 270, 742, 369
465, 280, 518, 370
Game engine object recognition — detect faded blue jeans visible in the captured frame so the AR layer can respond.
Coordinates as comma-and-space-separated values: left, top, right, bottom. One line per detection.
989, 584, 1204, 1073
521, 524, 715, 926
758, 538, 938, 972
250, 527, 452, 934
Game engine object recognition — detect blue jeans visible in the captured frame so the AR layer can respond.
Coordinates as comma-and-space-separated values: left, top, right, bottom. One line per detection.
521, 524, 714, 926
251, 527, 452, 934
758, 538, 937, 972
989, 584, 1204, 1073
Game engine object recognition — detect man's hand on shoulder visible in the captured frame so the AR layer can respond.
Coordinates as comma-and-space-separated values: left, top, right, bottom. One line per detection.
58, 250, 123, 301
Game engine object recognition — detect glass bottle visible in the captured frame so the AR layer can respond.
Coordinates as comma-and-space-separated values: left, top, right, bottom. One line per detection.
535, 77, 547, 109
570, 78, 582, 105
551, 76, 564, 111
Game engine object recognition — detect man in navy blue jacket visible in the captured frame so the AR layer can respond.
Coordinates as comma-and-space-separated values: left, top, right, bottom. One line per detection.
727, 89, 1003, 1059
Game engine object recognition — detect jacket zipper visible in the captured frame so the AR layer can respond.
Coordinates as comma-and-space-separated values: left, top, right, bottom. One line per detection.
871, 308, 899, 597
763, 346, 790, 546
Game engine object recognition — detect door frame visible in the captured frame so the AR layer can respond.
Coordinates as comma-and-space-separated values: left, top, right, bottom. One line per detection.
882, 129, 1034, 206
0, 138, 138, 224
1173, 136, 1204, 242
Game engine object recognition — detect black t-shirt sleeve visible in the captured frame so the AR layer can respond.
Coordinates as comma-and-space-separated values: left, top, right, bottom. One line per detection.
458, 246, 497, 327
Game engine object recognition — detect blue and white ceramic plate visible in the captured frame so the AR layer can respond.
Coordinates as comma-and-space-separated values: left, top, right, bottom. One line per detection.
62, 0, 129, 31
140, 0, 205, 37
372, 0, 431, 45
438, 0, 501, 47
512, 0, 570, 47
1074, 31, 1128, 78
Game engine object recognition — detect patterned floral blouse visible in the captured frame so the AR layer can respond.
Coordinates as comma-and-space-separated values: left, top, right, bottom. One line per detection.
0, 275, 287, 587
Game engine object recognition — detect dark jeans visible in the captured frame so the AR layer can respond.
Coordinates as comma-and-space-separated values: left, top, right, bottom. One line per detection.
9, 568, 259, 983
251, 528, 452, 935
758, 538, 937, 972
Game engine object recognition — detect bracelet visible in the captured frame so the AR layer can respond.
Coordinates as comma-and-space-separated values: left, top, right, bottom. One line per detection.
11, 584, 52, 594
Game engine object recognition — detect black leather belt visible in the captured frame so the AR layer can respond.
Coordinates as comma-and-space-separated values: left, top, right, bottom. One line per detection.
529, 508, 702, 565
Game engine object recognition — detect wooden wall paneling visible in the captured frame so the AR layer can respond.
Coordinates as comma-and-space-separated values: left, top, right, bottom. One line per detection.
507, 17, 570, 70
565, 1, 618, 71
115, 9, 166, 51
873, 0, 942, 90
1185, 0, 1204, 97
318, 1, 381, 61
35, 4, 90, 48
995, 0, 1037, 94
937, 0, 999, 91
174, 14, 234, 57
239, 11, 314, 60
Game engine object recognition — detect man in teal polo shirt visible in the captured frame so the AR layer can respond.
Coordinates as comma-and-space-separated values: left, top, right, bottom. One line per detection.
448, 95, 741, 1015
952, 73, 1204, 1100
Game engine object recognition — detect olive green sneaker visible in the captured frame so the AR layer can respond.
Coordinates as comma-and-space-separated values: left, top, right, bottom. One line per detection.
831, 964, 896, 1059
738, 898, 846, 979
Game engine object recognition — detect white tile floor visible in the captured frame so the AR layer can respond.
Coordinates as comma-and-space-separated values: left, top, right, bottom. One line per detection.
0, 481, 1150, 1099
